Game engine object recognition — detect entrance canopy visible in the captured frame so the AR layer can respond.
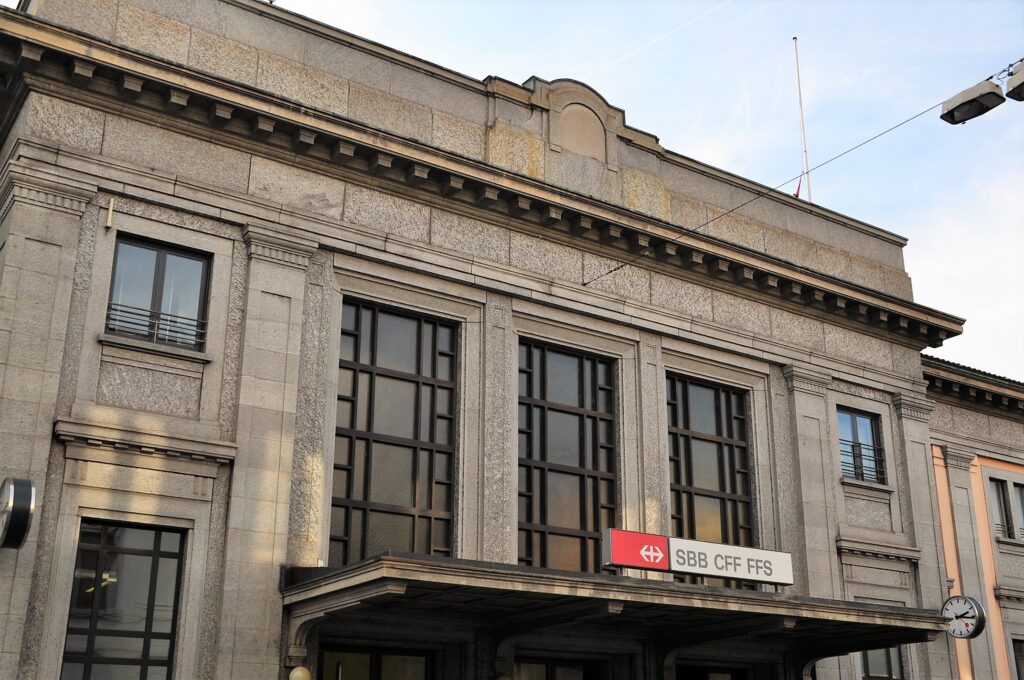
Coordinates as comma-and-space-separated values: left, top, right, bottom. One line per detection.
281, 554, 944, 678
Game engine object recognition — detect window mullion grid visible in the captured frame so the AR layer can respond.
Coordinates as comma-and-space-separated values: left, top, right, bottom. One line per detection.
138, 530, 162, 680
148, 249, 167, 343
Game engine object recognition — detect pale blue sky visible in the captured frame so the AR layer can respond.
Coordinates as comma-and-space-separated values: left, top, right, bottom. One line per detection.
7, 0, 1023, 378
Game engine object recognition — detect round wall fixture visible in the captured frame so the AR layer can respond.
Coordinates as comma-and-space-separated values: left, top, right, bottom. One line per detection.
0, 478, 35, 550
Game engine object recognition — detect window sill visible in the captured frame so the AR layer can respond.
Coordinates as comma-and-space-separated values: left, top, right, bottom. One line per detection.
996, 537, 1024, 556
840, 477, 894, 495
98, 333, 212, 364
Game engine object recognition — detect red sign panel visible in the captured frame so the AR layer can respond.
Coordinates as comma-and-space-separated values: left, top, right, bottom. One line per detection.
602, 529, 669, 570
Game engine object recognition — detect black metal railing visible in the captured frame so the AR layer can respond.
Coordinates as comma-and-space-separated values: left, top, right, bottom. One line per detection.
840, 440, 886, 484
105, 302, 207, 350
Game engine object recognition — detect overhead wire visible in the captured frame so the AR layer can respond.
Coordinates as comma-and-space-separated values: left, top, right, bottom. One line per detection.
583, 100, 944, 286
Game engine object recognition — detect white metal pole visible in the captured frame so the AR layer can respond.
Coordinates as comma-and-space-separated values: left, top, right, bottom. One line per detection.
793, 36, 812, 203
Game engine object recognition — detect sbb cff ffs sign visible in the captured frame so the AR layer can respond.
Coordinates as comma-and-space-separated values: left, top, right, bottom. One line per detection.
601, 529, 794, 586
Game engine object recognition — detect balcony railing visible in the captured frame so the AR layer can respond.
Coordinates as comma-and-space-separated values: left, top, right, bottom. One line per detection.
840, 441, 886, 484
105, 302, 207, 350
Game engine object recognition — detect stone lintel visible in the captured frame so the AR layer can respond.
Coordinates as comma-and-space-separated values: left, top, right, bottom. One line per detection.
54, 418, 236, 465
893, 393, 934, 423
783, 365, 832, 396
836, 537, 921, 563
243, 223, 317, 270
942, 443, 976, 471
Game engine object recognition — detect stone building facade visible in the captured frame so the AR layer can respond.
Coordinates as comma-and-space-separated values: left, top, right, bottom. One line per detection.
0, 1, 1019, 679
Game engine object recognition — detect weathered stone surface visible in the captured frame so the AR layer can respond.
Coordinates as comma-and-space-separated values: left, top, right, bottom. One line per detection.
811, 244, 854, 280
30, 0, 117, 40
248, 157, 346, 220
582, 253, 650, 302
114, 5, 190, 63
706, 210, 766, 252
623, 168, 670, 221
303, 36, 392, 91
96, 360, 201, 419
712, 291, 771, 336
430, 210, 510, 264
21, 94, 105, 154
349, 84, 431, 142
650, 272, 713, 321
764, 225, 816, 267
432, 112, 485, 160
102, 115, 252, 191
342, 184, 429, 242
548, 150, 619, 202
929, 402, 955, 431
257, 52, 349, 117
885, 267, 915, 300
846, 496, 893, 531
891, 345, 922, 379
487, 119, 543, 178
509, 232, 582, 283
389, 67, 487, 120
989, 415, 1024, 449
823, 325, 893, 371
950, 404, 992, 440
769, 307, 825, 352
669, 193, 708, 230
188, 28, 259, 85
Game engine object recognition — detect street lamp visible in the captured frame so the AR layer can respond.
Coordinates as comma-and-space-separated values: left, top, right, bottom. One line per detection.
940, 58, 1024, 124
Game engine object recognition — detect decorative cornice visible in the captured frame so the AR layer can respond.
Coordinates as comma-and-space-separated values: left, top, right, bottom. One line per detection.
0, 164, 95, 224
893, 393, 934, 423
923, 356, 1024, 417
995, 587, 1024, 605
942, 444, 976, 471
242, 223, 316, 270
0, 22, 965, 348
783, 365, 832, 396
836, 537, 921, 563
54, 418, 235, 465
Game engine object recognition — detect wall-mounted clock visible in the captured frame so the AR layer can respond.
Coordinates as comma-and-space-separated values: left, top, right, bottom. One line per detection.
941, 595, 987, 639
0, 478, 35, 550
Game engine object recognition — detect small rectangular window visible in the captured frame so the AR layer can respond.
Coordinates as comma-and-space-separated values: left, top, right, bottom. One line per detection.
991, 479, 1015, 539
1013, 639, 1024, 680
106, 237, 210, 350
838, 408, 886, 484
329, 300, 457, 566
320, 649, 430, 680
61, 521, 185, 680
862, 646, 903, 679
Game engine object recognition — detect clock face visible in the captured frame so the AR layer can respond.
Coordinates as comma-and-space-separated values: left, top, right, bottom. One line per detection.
942, 596, 986, 639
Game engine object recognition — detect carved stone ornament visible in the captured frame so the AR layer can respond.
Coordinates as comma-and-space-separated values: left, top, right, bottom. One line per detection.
942, 444, 976, 471
894, 393, 934, 422
243, 224, 317, 270
783, 365, 831, 396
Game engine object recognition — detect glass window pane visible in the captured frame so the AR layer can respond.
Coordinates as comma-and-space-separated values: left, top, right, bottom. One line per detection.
368, 443, 416, 507
147, 668, 168, 680
856, 414, 876, 447
545, 350, 581, 406
515, 663, 547, 680
555, 666, 585, 680
68, 550, 97, 630
160, 253, 204, 320
365, 512, 414, 556
546, 411, 581, 467
152, 557, 180, 633
376, 312, 418, 373
59, 663, 85, 680
864, 648, 888, 675
63, 634, 88, 654
372, 376, 417, 439
341, 303, 357, 331
159, 532, 181, 553
693, 495, 724, 543
838, 410, 853, 441
150, 638, 171, 661
96, 554, 153, 632
110, 243, 156, 315
381, 655, 426, 680
687, 384, 718, 434
689, 439, 721, 491
323, 651, 371, 680
107, 526, 156, 551
93, 636, 144, 659
546, 471, 582, 529
89, 666, 141, 680
547, 534, 583, 571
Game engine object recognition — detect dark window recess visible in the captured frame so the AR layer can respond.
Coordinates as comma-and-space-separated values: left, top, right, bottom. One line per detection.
1014, 639, 1024, 680
992, 479, 1015, 539
517, 340, 617, 574
60, 521, 185, 680
515, 659, 602, 680
106, 237, 210, 350
666, 374, 753, 588
838, 408, 886, 484
320, 649, 430, 680
329, 300, 457, 566
862, 647, 903, 680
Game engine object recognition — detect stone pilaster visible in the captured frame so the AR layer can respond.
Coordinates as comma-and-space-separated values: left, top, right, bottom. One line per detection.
782, 365, 843, 600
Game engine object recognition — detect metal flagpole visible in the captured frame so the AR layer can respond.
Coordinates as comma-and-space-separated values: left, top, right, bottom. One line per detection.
793, 36, 812, 203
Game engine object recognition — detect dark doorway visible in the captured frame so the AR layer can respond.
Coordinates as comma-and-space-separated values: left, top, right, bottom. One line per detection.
676, 664, 752, 680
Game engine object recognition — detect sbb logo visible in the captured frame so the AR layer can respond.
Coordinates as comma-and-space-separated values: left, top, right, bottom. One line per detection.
605, 529, 669, 570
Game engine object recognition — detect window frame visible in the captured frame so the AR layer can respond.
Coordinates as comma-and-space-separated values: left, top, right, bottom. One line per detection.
60, 519, 186, 680
837, 407, 887, 485
861, 646, 903, 680
990, 478, 1016, 539
318, 646, 433, 680
328, 297, 459, 566
666, 371, 753, 587
106, 235, 211, 351
516, 337, 618, 574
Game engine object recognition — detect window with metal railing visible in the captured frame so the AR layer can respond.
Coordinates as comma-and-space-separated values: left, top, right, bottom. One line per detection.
992, 478, 1015, 539
106, 237, 210, 350
838, 408, 886, 484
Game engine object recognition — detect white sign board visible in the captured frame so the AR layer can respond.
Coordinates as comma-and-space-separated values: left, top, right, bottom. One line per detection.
602, 529, 794, 585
